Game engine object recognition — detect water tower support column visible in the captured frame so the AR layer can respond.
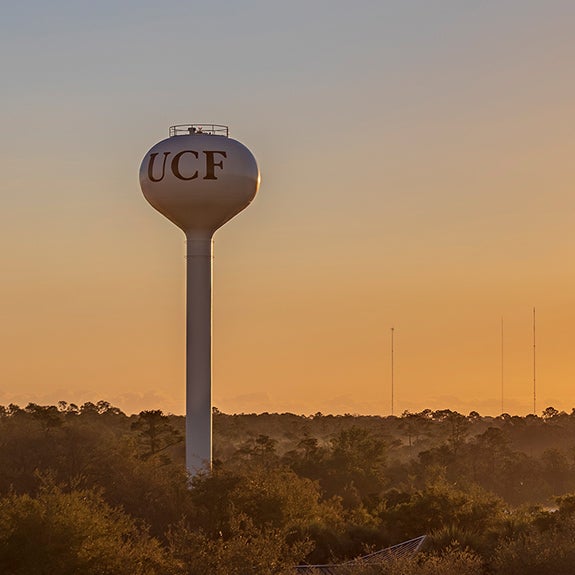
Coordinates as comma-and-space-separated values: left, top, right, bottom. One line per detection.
185, 232, 214, 474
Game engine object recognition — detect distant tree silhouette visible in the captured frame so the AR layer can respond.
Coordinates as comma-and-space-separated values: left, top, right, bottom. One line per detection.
131, 410, 182, 460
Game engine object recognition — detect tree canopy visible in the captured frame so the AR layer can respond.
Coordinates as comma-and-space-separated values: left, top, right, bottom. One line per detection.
2, 402, 575, 573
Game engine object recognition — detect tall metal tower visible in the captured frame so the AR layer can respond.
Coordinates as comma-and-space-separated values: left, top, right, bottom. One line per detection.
139, 124, 260, 476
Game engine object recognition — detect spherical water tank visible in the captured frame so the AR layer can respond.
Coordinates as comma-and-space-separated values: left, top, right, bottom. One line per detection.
139, 126, 260, 234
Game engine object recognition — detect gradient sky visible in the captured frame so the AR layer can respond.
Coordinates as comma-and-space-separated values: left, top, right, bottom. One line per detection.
1, 1, 574, 416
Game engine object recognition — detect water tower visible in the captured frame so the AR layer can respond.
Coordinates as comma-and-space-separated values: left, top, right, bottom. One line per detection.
139, 124, 260, 476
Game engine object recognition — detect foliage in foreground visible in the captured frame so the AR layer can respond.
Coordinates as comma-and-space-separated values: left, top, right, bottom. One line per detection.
2, 402, 575, 573
0, 482, 180, 575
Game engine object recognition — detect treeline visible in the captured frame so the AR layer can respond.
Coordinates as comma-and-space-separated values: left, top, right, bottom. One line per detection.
2, 402, 575, 574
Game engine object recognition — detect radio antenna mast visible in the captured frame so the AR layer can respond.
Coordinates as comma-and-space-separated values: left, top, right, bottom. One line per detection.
390, 327, 395, 416
501, 316, 504, 414
533, 307, 536, 415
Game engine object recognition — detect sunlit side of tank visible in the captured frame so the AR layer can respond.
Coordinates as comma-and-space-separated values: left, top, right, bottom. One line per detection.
139, 133, 260, 234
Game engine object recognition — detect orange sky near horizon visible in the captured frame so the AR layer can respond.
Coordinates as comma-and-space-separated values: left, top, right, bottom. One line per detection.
0, 2, 574, 417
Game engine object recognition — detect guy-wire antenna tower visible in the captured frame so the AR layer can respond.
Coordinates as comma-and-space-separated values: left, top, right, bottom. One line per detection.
501, 316, 504, 414
390, 327, 395, 416
533, 307, 536, 415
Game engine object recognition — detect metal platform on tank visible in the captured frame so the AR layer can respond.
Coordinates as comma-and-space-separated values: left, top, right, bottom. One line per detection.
170, 124, 229, 137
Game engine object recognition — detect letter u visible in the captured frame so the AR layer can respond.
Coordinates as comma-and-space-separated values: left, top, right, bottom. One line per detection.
148, 152, 170, 182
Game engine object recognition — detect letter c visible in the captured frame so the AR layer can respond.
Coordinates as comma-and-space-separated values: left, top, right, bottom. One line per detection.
171, 150, 199, 180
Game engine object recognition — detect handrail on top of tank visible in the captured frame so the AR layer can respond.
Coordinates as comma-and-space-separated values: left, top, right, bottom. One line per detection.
170, 124, 229, 137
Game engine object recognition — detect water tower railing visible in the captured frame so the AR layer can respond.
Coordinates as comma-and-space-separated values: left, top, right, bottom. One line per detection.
170, 124, 229, 137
